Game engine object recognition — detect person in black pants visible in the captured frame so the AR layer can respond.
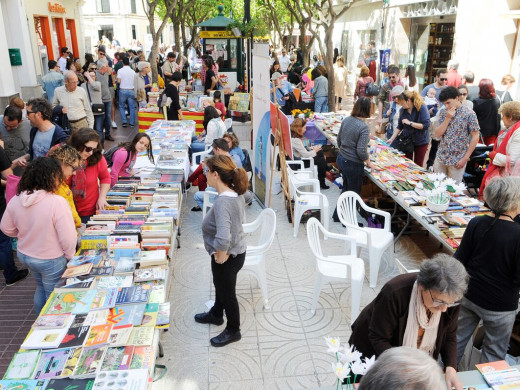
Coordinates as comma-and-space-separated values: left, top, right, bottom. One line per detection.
194, 155, 250, 347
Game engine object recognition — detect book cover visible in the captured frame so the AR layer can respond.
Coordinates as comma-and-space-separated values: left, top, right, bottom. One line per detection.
119, 346, 135, 370
3, 350, 40, 380
129, 346, 154, 370
21, 322, 72, 350
88, 267, 114, 277
68, 255, 103, 268
92, 369, 149, 390
58, 321, 90, 349
140, 303, 159, 327
60, 347, 82, 378
148, 285, 166, 304
54, 275, 96, 291
83, 324, 112, 348
33, 348, 70, 379
0, 380, 47, 390
107, 304, 146, 327
43, 378, 94, 390
41, 291, 87, 315
156, 302, 170, 329
107, 324, 133, 347
113, 257, 135, 275
71, 290, 98, 315
90, 289, 118, 311
32, 314, 71, 329
94, 276, 133, 290
72, 346, 107, 378
83, 309, 109, 327
133, 268, 167, 283
100, 347, 125, 371
116, 286, 150, 305
482, 369, 520, 387
128, 327, 155, 346
61, 263, 93, 278
80, 237, 108, 250
477, 361, 511, 374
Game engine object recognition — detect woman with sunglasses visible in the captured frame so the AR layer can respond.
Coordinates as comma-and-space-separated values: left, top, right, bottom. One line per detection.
455, 177, 520, 365
109, 133, 154, 187
349, 254, 468, 390
48, 144, 82, 228
457, 85, 473, 110
67, 128, 110, 223
0, 157, 77, 315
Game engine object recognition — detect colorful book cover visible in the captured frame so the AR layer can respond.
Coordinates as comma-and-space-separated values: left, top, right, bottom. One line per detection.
2, 350, 40, 380
129, 346, 154, 370
72, 346, 107, 378
94, 276, 133, 291
54, 275, 96, 290
61, 263, 93, 278
88, 267, 114, 277
100, 347, 125, 371
119, 346, 135, 370
115, 286, 150, 305
71, 290, 98, 315
107, 324, 133, 347
32, 314, 71, 329
43, 378, 94, 390
83, 324, 112, 348
21, 324, 72, 350
90, 289, 118, 311
83, 309, 109, 327
476, 360, 511, 374
128, 327, 155, 346
107, 304, 146, 327
148, 285, 166, 304
40, 291, 87, 315
0, 380, 47, 390
133, 268, 167, 283
482, 369, 520, 387
80, 237, 108, 250
113, 257, 136, 275
58, 321, 90, 349
156, 302, 170, 329
60, 347, 82, 378
67, 255, 103, 268
140, 303, 159, 327
92, 369, 149, 390
33, 348, 70, 379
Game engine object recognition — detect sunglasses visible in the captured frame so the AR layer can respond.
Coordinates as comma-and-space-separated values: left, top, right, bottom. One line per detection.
90, 67, 97, 70
82, 145, 95, 153
26, 110, 37, 115
99, 53, 105, 56
429, 290, 460, 308
440, 78, 448, 81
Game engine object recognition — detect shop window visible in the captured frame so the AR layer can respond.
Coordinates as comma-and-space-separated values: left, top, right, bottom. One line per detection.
98, 25, 113, 42
34, 16, 54, 60
131, 0, 137, 14
96, 0, 110, 13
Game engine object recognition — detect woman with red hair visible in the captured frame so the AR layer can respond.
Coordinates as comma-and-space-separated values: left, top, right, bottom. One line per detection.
473, 79, 501, 145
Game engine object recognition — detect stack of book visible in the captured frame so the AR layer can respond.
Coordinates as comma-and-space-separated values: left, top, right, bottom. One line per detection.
469, 360, 520, 389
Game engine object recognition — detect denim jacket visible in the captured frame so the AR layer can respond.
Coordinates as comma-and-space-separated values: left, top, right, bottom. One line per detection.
42, 71, 64, 103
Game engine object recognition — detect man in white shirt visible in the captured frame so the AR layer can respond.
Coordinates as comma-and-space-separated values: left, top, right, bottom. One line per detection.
53, 71, 94, 133
117, 57, 137, 127
161, 52, 177, 84
278, 48, 291, 74
57, 47, 69, 73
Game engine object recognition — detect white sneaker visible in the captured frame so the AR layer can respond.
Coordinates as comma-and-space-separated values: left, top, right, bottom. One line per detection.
111, 121, 117, 128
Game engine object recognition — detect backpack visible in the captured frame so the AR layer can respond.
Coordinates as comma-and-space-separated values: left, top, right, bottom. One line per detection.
365, 82, 380, 96
104, 146, 130, 168
157, 89, 169, 108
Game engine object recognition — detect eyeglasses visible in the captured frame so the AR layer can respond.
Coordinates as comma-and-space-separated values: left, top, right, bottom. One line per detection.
26, 110, 37, 115
460, 93, 468, 96
82, 145, 95, 153
429, 290, 460, 307
90, 67, 97, 70
203, 166, 210, 175
440, 78, 448, 81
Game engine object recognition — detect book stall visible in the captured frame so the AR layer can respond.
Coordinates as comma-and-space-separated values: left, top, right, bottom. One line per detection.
0, 120, 195, 390
312, 119, 491, 252
457, 360, 520, 389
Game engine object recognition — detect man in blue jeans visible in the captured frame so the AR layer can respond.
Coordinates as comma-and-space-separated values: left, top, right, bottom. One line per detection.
0, 146, 29, 285
116, 57, 136, 128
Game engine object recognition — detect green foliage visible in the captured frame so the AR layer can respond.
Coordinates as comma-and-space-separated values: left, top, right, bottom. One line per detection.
227, 18, 269, 38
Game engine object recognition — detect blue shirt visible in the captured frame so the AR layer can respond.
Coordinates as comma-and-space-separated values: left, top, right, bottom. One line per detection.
32, 126, 56, 158
42, 71, 64, 103
421, 83, 445, 100
230, 147, 245, 165
397, 104, 431, 146
270, 81, 293, 107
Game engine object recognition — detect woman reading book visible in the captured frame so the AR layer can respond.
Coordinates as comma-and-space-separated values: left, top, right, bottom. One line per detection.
109, 133, 154, 187
0, 157, 77, 315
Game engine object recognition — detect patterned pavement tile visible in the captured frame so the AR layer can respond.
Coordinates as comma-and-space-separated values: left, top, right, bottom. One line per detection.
259, 339, 314, 378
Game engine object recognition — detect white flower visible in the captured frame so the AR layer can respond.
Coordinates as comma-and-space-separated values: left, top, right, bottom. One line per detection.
427, 172, 446, 182
452, 182, 467, 196
339, 344, 362, 365
443, 177, 456, 187
332, 361, 350, 380
364, 355, 376, 372
350, 359, 367, 375
325, 337, 341, 353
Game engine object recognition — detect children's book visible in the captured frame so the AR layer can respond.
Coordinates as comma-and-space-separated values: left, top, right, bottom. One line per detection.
33, 348, 70, 379
107, 324, 133, 347
140, 303, 159, 327
83, 324, 112, 348
115, 286, 150, 305
60, 347, 82, 378
128, 327, 155, 346
92, 369, 149, 390
32, 314, 72, 329
0, 380, 47, 390
2, 350, 40, 379
90, 289, 118, 311
72, 346, 107, 378
43, 378, 94, 390
107, 304, 146, 327
129, 346, 154, 370
71, 290, 98, 315
40, 291, 87, 315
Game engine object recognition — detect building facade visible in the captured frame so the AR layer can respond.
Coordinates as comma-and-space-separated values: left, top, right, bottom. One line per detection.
333, 0, 520, 96
82, 0, 174, 55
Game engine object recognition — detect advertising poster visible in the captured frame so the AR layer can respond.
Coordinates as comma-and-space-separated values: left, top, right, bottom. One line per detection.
380, 49, 391, 73
252, 43, 271, 206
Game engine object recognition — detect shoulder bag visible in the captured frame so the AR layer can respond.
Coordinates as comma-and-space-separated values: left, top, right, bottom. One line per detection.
86, 84, 105, 115
394, 109, 420, 155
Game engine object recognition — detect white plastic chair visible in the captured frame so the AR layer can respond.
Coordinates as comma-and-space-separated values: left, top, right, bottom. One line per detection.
287, 169, 329, 238
286, 158, 318, 179
241, 208, 276, 310
394, 258, 419, 274
202, 190, 218, 219
224, 118, 233, 131
306, 217, 365, 324
337, 191, 394, 288
190, 146, 213, 174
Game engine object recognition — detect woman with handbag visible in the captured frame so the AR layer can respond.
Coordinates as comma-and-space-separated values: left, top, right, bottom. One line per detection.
82, 66, 105, 143
388, 90, 431, 167
479, 101, 520, 198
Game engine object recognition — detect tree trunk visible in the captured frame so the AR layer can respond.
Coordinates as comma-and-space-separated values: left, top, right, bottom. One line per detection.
325, 24, 335, 111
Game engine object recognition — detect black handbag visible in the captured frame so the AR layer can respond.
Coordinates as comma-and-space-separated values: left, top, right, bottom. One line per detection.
394, 110, 420, 155
86, 85, 105, 115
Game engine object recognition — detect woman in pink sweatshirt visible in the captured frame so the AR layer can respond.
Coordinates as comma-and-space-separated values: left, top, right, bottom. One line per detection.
109, 133, 154, 187
0, 157, 77, 315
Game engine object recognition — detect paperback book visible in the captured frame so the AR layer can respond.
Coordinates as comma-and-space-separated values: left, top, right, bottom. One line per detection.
115, 286, 150, 305
0, 380, 47, 390
107, 324, 133, 347
140, 303, 159, 327
61, 263, 93, 279
58, 315, 90, 349
43, 378, 94, 390
92, 369, 149, 390
129, 346, 154, 370
128, 327, 155, 346
3, 350, 40, 379
83, 324, 112, 348
72, 346, 107, 378
60, 347, 82, 378
107, 304, 146, 327
41, 291, 87, 315
33, 348, 70, 379
100, 346, 134, 371
32, 314, 71, 329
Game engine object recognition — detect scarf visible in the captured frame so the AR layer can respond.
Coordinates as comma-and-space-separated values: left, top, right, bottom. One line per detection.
402, 281, 441, 357
71, 160, 87, 200
479, 120, 520, 199
388, 78, 404, 101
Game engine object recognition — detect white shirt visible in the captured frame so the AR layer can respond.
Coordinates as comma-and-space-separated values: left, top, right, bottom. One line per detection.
52, 86, 94, 127
57, 56, 68, 73
279, 54, 291, 73
117, 66, 136, 89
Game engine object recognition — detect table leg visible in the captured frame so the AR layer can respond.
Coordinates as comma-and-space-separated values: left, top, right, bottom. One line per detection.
394, 212, 410, 245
